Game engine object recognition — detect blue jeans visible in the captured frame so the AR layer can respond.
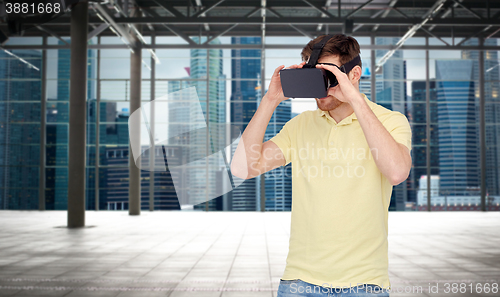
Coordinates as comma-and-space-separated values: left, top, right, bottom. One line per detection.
277, 279, 390, 297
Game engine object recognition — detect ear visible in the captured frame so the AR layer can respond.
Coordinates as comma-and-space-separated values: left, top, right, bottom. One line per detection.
349, 65, 362, 83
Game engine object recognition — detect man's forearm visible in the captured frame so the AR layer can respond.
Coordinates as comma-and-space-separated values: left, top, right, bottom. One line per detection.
350, 94, 411, 185
231, 96, 279, 177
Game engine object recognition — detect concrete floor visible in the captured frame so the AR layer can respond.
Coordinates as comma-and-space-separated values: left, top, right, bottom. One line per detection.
0, 211, 499, 297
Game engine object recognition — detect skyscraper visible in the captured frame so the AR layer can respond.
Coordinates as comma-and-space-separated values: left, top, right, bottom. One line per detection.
435, 60, 479, 196
461, 38, 500, 197
0, 50, 42, 209
375, 37, 407, 210
87, 101, 182, 211
168, 37, 227, 211
359, 66, 371, 100
47, 40, 96, 210
375, 37, 406, 114
230, 37, 261, 211
408, 81, 439, 203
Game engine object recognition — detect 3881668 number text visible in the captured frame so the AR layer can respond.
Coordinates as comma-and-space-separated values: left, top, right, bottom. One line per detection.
444, 282, 498, 294
5, 2, 62, 14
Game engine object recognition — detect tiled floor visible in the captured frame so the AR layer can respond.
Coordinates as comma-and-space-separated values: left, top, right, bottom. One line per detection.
0, 211, 499, 297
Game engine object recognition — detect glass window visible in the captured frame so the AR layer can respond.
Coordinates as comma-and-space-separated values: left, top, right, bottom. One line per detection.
2, 34, 500, 212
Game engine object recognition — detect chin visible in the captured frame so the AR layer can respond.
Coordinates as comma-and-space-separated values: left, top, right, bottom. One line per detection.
315, 95, 342, 111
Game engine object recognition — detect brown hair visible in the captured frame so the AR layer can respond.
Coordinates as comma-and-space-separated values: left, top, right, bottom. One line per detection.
301, 34, 361, 71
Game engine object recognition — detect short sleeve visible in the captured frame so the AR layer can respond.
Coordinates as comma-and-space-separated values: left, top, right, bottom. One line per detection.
269, 120, 293, 166
384, 111, 412, 152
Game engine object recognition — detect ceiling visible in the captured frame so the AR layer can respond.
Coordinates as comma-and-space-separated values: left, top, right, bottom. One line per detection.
1, 0, 500, 43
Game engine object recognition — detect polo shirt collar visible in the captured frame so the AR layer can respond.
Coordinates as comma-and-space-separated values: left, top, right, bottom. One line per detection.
317, 93, 373, 125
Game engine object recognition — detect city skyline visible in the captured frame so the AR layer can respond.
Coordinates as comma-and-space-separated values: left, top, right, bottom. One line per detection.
0, 49, 42, 209
1, 36, 500, 211
6, 36, 470, 115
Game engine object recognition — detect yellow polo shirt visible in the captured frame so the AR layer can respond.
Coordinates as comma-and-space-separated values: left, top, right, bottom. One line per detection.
269, 93, 411, 290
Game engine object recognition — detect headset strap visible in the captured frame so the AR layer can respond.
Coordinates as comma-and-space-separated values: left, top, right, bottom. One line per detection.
340, 55, 361, 74
304, 34, 335, 68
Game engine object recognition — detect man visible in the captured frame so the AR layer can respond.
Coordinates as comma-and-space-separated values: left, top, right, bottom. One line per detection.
231, 34, 411, 297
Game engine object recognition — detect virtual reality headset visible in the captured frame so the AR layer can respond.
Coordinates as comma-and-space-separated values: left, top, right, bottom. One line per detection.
279, 34, 361, 99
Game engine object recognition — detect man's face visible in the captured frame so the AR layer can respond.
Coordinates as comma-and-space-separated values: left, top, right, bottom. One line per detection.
315, 55, 344, 112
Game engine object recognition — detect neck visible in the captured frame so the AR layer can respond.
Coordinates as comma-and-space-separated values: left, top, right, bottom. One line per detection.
328, 102, 354, 123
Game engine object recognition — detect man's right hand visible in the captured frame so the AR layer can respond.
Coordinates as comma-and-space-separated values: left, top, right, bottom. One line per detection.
264, 62, 306, 105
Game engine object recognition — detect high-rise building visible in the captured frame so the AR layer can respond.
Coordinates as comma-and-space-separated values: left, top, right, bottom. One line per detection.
0, 50, 42, 209
87, 102, 182, 211
46, 40, 96, 210
359, 66, 371, 100
408, 81, 439, 203
461, 39, 500, 196
416, 175, 498, 211
375, 37, 407, 210
435, 59, 479, 196
168, 37, 227, 211
375, 37, 406, 114
230, 37, 262, 211
99, 144, 182, 211
167, 68, 191, 147
416, 175, 439, 206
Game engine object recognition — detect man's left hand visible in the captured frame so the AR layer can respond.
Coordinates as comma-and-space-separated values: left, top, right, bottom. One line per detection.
315, 63, 362, 105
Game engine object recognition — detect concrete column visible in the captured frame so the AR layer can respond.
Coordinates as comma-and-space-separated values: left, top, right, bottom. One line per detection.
67, 1, 88, 227
129, 27, 142, 216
